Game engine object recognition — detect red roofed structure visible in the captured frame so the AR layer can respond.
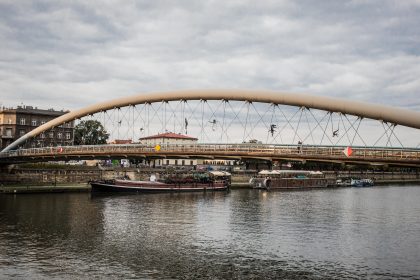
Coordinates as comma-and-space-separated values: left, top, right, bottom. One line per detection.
140, 132, 198, 141
139, 132, 198, 145
109, 139, 132, 144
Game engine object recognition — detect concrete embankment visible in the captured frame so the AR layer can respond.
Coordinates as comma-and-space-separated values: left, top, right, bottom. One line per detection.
0, 184, 90, 194
374, 179, 420, 185
323, 170, 420, 186
1, 166, 419, 193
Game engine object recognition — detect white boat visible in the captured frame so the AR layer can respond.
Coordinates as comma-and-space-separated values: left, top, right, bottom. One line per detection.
250, 170, 335, 190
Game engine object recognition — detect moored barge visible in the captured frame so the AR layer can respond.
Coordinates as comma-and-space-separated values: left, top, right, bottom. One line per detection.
90, 171, 230, 193
250, 170, 335, 190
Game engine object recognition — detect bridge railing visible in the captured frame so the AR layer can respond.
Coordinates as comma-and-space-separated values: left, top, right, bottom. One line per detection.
1, 143, 420, 163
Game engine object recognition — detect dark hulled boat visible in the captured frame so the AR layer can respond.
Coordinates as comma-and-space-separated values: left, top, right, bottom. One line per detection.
90, 171, 230, 193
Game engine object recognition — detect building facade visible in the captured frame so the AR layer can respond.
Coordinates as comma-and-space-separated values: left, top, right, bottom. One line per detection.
139, 132, 234, 167
139, 132, 198, 166
0, 105, 74, 150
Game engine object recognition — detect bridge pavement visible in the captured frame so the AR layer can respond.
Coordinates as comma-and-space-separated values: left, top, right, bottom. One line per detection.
0, 144, 419, 167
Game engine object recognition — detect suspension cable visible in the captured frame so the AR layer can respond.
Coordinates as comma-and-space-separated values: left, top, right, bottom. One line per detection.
266, 103, 276, 144
334, 113, 352, 146
221, 100, 227, 143
223, 101, 248, 143
243, 102, 272, 142
242, 101, 250, 142
303, 108, 315, 145
292, 107, 304, 144
389, 124, 404, 148
373, 121, 393, 147
271, 105, 301, 145
342, 114, 367, 147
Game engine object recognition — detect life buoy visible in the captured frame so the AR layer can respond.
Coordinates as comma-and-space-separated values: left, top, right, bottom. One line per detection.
263, 178, 271, 188
57, 146, 63, 153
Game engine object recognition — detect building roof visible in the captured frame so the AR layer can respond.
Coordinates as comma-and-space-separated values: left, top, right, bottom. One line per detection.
110, 139, 132, 144
140, 132, 198, 140
0, 106, 69, 117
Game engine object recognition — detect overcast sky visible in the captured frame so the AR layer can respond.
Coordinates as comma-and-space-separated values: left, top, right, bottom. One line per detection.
0, 0, 419, 112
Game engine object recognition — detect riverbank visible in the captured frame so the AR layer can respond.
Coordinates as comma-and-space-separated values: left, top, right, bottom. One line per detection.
1, 166, 419, 193
374, 179, 420, 185
2, 179, 420, 194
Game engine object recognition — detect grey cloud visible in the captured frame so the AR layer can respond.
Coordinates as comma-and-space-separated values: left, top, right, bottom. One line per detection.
0, 0, 419, 115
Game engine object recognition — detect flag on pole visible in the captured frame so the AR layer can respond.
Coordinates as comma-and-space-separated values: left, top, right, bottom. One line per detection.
343, 146, 353, 157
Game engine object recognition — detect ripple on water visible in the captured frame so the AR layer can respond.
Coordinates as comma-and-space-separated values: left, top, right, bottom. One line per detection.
0, 186, 420, 279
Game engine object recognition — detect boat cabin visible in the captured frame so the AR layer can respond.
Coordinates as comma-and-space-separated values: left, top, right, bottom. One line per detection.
257, 170, 325, 178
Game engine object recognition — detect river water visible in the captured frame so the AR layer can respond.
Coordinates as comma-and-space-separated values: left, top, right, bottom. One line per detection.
1, 185, 419, 279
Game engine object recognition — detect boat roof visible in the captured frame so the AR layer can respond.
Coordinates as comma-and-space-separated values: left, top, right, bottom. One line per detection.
258, 170, 323, 175
209, 171, 231, 176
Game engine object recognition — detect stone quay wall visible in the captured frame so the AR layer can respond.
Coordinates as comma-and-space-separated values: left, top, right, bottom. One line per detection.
0, 166, 419, 186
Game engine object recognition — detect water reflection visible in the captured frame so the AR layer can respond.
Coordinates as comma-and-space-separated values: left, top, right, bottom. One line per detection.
1, 186, 420, 279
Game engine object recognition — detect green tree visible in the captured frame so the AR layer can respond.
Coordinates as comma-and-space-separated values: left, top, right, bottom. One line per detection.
74, 120, 109, 145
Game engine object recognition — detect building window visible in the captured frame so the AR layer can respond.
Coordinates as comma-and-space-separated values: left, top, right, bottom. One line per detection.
19, 130, 25, 136
6, 128, 12, 136
49, 132, 54, 138
166, 160, 169, 165
32, 120, 37, 126
66, 133, 71, 140
57, 132, 62, 139
20, 118, 26, 125
8, 118, 12, 124
182, 160, 185, 166
190, 160, 194, 166
175, 160, 178, 165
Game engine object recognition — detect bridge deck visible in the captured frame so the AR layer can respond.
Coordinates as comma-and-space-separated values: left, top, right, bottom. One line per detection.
1, 144, 419, 166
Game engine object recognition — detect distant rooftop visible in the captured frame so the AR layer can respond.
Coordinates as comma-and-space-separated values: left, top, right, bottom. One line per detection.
0, 105, 69, 116
110, 139, 132, 144
140, 132, 198, 140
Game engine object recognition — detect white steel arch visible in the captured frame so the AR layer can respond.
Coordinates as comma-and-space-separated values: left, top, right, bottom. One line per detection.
2, 89, 420, 152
